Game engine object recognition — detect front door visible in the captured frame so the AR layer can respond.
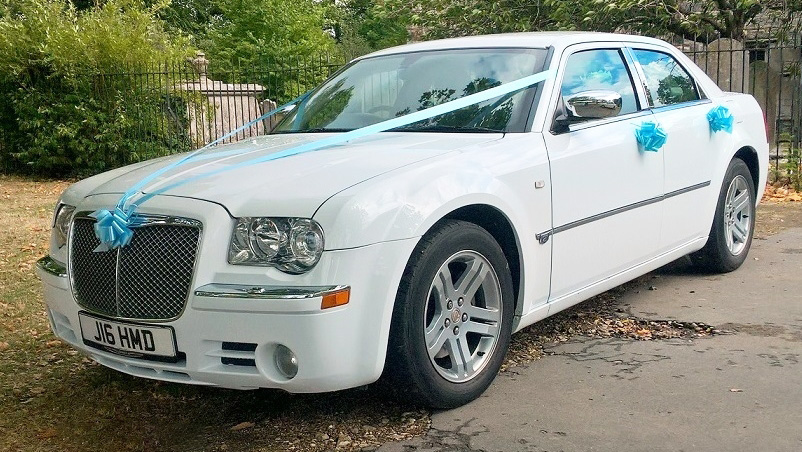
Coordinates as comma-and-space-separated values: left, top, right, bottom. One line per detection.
543, 45, 663, 301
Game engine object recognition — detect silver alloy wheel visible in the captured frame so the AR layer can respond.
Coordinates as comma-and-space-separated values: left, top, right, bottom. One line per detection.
424, 250, 502, 383
723, 174, 752, 256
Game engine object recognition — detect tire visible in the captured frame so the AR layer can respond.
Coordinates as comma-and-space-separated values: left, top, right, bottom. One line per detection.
691, 158, 756, 273
386, 220, 514, 409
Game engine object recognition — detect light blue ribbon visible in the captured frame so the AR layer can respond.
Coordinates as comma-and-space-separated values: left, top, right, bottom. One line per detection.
707, 105, 734, 133
88, 93, 309, 251
635, 121, 668, 152
90, 69, 555, 251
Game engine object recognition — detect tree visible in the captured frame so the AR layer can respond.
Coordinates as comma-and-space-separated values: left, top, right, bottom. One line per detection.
379, 0, 802, 41
380, 0, 556, 40
202, 0, 337, 68
548, 0, 802, 40
328, 0, 409, 58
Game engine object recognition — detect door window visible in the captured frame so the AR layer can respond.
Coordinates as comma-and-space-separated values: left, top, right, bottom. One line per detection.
561, 49, 640, 117
631, 49, 700, 107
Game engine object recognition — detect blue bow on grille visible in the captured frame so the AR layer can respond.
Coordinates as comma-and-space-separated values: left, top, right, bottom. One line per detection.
90, 208, 134, 252
635, 121, 668, 152
707, 105, 734, 133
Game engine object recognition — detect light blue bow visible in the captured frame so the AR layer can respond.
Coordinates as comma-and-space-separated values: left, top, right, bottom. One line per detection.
90, 208, 135, 252
635, 121, 668, 152
707, 105, 734, 133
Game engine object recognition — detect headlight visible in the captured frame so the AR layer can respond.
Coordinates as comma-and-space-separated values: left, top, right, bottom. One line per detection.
52, 204, 76, 249
228, 217, 324, 274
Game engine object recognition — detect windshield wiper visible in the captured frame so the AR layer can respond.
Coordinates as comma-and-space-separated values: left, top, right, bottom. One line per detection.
394, 125, 503, 133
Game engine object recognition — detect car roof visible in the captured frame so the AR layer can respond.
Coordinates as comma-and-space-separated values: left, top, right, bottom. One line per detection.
357, 32, 670, 61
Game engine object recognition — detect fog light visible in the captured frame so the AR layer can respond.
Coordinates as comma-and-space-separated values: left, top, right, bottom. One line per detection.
274, 344, 298, 379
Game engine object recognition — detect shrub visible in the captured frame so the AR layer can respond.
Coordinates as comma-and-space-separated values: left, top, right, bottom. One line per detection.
0, 0, 193, 177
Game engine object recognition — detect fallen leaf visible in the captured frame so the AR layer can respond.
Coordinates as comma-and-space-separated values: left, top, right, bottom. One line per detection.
231, 422, 255, 431
0, 341, 9, 351
45, 339, 61, 347
37, 428, 58, 439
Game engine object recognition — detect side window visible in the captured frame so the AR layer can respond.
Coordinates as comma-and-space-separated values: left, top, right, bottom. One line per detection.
632, 49, 700, 107
561, 49, 639, 117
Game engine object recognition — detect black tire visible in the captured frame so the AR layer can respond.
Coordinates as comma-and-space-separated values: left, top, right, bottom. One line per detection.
691, 158, 756, 273
386, 220, 514, 409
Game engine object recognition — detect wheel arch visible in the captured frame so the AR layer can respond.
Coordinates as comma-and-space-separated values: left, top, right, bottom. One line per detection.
733, 145, 760, 197
431, 204, 524, 317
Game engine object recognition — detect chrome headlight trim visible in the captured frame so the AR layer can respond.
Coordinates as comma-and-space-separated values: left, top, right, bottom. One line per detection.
52, 203, 76, 249
228, 217, 325, 274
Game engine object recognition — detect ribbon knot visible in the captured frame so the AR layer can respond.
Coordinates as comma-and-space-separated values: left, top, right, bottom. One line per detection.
635, 121, 668, 152
707, 105, 734, 133
90, 208, 134, 252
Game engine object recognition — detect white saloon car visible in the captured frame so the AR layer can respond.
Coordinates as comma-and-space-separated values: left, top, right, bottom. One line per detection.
38, 32, 768, 408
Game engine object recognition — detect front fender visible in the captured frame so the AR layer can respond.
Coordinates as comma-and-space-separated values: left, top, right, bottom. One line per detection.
313, 137, 551, 252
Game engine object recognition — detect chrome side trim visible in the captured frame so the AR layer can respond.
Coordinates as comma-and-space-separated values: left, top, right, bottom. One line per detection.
538, 181, 711, 241
194, 284, 349, 300
37, 256, 67, 278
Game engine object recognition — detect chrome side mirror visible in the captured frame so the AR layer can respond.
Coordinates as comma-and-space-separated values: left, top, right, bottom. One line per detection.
553, 90, 623, 133
565, 90, 622, 119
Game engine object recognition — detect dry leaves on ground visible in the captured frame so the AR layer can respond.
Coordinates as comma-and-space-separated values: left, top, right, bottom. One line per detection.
762, 185, 802, 202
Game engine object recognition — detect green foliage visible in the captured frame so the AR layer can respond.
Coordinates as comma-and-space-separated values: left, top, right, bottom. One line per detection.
203, 0, 336, 66
380, 0, 554, 40
197, 0, 340, 100
779, 133, 802, 191
0, 0, 194, 177
787, 146, 802, 191
329, 0, 409, 58
379, 0, 802, 41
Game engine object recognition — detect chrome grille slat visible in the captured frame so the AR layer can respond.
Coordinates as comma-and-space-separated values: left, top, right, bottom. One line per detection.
70, 216, 201, 321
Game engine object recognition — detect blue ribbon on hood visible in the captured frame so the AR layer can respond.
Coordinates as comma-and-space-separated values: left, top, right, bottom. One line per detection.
89, 68, 556, 251
635, 121, 668, 152
707, 105, 734, 133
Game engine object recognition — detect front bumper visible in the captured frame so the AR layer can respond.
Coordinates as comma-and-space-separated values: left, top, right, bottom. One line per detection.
37, 196, 418, 392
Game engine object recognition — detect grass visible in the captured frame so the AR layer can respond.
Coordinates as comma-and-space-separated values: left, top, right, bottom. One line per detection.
1, 174, 799, 452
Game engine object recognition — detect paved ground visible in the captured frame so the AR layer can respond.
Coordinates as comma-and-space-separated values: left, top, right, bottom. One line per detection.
378, 223, 802, 451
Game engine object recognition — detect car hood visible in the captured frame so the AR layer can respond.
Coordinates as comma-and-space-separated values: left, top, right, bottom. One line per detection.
83, 132, 503, 217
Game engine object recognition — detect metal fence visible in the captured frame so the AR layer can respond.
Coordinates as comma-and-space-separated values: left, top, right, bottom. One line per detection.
92, 31, 800, 174
89, 54, 345, 156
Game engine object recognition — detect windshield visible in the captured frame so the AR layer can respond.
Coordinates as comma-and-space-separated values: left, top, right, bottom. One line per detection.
273, 48, 548, 134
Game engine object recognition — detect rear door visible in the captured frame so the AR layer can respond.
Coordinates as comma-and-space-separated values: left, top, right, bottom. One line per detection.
627, 45, 717, 252
542, 43, 662, 301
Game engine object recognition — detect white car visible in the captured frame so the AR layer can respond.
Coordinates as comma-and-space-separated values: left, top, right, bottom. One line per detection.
38, 32, 768, 408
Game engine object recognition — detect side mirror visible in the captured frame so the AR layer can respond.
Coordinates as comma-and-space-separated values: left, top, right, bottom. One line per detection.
553, 90, 623, 133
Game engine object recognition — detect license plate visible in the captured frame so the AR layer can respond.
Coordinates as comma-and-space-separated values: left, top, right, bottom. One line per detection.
78, 312, 177, 361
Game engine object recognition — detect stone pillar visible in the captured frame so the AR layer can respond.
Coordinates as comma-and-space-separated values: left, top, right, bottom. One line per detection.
696, 38, 750, 93
750, 61, 781, 146
181, 53, 271, 147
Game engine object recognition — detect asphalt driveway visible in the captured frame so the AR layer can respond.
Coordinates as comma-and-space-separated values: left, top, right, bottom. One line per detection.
379, 209, 802, 452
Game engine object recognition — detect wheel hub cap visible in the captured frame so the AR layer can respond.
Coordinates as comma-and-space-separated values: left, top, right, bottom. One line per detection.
423, 250, 502, 383
723, 174, 752, 256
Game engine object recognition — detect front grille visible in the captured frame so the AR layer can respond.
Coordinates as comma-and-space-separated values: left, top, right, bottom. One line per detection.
70, 216, 201, 320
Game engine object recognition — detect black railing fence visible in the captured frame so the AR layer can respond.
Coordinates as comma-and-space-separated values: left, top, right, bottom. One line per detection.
88, 53, 345, 155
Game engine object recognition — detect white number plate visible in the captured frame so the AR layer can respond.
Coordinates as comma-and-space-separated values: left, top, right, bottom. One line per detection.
78, 312, 177, 360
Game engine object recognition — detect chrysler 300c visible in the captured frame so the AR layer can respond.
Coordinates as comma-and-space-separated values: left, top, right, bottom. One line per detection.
38, 32, 768, 408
